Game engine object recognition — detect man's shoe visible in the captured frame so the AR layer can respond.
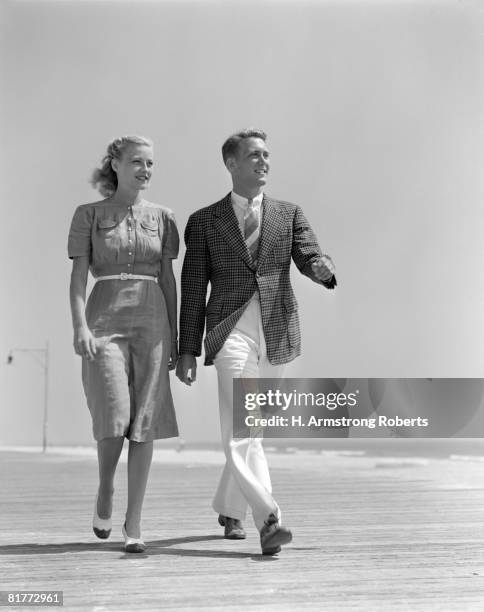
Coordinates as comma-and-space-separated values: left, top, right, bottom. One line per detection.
260, 513, 292, 555
218, 514, 247, 539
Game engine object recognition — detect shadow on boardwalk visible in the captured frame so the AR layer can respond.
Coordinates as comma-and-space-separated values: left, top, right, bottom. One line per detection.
0, 536, 282, 560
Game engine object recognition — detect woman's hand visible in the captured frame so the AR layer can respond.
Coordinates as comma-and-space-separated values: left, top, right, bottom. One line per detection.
73, 326, 97, 361
168, 340, 178, 371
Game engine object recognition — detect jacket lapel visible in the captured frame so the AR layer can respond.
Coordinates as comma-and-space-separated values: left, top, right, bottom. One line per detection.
257, 196, 286, 267
213, 193, 254, 269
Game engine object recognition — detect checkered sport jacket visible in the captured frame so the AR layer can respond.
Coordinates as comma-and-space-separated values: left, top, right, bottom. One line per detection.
179, 193, 336, 366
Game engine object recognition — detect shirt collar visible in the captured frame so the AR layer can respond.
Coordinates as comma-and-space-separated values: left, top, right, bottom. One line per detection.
231, 191, 263, 210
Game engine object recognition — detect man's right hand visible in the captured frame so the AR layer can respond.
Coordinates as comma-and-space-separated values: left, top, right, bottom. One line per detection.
176, 353, 197, 386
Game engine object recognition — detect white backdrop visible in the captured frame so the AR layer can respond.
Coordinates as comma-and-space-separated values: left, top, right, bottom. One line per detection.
1, 0, 483, 446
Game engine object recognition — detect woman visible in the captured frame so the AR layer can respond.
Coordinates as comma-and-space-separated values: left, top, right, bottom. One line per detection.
68, 135, 179, 553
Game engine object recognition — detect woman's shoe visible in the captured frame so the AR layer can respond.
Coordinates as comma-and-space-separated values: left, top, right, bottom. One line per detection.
122, 523, 146, 553
92, 495, 112, 539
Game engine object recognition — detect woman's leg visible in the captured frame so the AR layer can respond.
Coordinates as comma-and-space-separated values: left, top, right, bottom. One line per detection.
125, 440, 154, 538
97, 437, 124, 518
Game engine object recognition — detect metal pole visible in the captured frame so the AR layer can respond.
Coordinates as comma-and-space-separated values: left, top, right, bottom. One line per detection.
42, 340, 49, 453
7, 344, 49, 453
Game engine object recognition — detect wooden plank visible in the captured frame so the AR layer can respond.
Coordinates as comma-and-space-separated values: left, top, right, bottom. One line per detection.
1, 448, 484, 611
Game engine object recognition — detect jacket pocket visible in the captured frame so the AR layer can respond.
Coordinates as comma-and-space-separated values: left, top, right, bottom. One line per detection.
97, 218, 118, 230
140, 215, 159, 235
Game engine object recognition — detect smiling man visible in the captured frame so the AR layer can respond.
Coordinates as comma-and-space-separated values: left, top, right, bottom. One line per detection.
177, 128, 336, 555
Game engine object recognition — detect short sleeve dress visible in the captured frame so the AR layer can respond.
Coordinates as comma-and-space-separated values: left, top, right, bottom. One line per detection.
68, 200, 179, 442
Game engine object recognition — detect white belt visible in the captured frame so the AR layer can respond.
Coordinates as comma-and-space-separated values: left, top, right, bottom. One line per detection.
96, 274, 157, 282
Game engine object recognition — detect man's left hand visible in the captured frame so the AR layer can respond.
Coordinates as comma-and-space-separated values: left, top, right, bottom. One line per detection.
311, 255, 336, 283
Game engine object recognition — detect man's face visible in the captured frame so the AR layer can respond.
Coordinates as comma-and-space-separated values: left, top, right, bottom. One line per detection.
228, 137, 270, 191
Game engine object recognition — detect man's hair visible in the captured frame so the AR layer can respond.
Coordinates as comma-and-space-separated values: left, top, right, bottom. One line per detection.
221, 128, 267, 165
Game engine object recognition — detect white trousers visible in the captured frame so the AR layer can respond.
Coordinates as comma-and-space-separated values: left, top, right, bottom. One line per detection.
212, 297, 285, 531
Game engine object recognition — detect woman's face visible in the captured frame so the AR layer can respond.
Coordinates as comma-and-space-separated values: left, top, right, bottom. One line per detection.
112, 143, 154, 192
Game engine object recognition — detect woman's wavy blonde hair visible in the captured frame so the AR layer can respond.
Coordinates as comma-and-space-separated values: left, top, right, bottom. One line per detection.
90, 135, 153, 197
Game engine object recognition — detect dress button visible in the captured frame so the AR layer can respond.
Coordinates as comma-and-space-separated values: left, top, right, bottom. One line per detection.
128, 252, 132, 256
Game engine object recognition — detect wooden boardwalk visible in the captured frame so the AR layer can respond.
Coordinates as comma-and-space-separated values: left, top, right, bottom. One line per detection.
1, 447, 484, 611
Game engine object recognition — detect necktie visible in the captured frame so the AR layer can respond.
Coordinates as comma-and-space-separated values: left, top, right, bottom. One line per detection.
244, 198, 260, 264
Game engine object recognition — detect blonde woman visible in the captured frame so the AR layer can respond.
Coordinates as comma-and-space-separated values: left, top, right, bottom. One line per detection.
68, 136, 179, 553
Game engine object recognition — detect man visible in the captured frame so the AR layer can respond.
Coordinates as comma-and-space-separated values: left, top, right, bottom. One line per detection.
177, 128, 336, 555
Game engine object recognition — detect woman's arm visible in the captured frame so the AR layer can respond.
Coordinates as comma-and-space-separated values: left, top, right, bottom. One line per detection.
158, 258, 178, 370
70, 256, 97, 360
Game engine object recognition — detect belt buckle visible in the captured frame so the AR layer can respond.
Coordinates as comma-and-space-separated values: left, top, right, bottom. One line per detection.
120, 273, 130, 280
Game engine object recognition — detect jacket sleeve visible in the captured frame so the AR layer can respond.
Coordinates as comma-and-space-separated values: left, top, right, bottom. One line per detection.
291, 205, 337, 288
179, 214, 210, 356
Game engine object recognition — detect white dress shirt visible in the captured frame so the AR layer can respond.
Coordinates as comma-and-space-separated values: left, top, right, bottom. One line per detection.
231, 191, 263, 237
